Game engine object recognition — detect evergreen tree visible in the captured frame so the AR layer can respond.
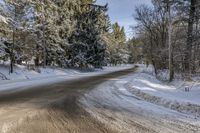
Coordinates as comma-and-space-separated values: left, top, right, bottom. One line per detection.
106, 22, 129, 65
2, 0, 30, 73
0, 0, 129, 71
69, 3, 108, 68
112, 22, 126, 43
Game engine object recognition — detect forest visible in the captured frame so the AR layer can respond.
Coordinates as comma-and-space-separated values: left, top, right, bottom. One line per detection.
130, 0, 200, 81
0, 0, 128, 73
0, 0, 200, 81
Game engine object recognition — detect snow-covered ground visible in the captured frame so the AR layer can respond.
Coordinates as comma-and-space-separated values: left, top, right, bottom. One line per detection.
0, 63, 133, 92
79, 64, 200, 132
125, 65, 200, 117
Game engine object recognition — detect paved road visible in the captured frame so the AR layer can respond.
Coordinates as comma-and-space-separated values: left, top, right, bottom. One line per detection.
1, 67, 198, 133
0, 67, 136, 133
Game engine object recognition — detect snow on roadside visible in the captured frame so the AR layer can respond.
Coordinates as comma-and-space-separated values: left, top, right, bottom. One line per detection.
126, 64, 200, 117
0, 63, 133, 92
78, 64, 200, 132
79, 73, 200, 133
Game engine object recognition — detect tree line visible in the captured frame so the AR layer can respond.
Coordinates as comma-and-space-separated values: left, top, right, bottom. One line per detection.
0, 0, 130, 73
130, 0, 200, 80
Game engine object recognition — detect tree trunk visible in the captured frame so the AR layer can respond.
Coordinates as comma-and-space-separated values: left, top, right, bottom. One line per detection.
167, 1, 174, 81
10, 7, 17, 74
185, 0, 196, 74
35, 44, 40, 66
42, 1, 46, 68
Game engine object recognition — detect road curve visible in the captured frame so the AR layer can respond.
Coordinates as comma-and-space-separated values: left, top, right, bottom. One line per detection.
0, 67, 136, 133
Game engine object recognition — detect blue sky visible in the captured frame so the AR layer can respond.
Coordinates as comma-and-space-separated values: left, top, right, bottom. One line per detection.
96, 0, 152, 38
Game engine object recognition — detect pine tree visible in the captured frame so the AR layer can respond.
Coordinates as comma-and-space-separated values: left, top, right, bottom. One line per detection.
2, 0, 30, 73
108, 23, 129, 65
30, 0, 58, 67
0, 0, 9, 60
53, 0, 80, 67
0, 0, 127, 70
69, 3, 108, 68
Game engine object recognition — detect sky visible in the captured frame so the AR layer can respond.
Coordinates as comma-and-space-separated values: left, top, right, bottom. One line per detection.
96, 0, 152, 39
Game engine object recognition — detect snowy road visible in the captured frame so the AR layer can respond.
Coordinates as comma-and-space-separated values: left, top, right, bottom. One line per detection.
0, 67, 135, 133
0, 67, 199, 133
80, 74, 200, 133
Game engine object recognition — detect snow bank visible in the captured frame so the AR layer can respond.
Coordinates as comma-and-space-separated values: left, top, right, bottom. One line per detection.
80, 72, 200, 133
125, 65, 200, 117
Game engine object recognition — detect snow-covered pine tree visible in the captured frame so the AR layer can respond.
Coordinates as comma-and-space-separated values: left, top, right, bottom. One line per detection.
105, 22, 129, 65
69, 2, 108, 69
53, 0, 80, 67
30, 0, 59, 67
0, 0, 9, 61
2, 0, 31, 73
